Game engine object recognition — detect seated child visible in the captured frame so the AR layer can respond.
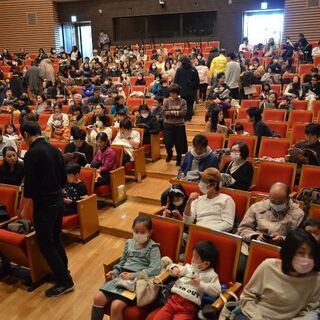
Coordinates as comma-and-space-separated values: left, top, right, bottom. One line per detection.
63, 163, 88, 215
90, 132, 117, 187
153, 240, 221, 320
91, 215, 161, 320
161, 185, 187, 221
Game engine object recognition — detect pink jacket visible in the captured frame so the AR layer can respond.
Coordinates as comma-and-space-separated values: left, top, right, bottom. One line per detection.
91, 147, 117, 173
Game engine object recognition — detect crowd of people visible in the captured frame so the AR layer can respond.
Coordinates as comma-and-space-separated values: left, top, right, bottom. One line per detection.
0, 34, 319, 320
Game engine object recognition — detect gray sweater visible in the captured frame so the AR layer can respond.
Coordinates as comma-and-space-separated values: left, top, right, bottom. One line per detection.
225, 61, 241, 89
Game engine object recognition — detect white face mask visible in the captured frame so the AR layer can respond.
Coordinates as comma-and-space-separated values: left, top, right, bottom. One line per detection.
292, 256, 315, 274
173, 199, 184, 207
133, 232, 149, 244
199, 181, 209, 194
96, 120, 103, 128
53, 120, 62, 128
141, 113, 149, 119
230, 152, 241, 161
270, 202, 287, 212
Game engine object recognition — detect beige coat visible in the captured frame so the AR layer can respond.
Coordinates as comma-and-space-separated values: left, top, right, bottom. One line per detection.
39, 58, 55, 83
237, 198, 304, 254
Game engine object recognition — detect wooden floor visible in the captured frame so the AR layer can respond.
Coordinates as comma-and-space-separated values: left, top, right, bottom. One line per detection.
0, 234, 124, 320
0, 104, 205, 320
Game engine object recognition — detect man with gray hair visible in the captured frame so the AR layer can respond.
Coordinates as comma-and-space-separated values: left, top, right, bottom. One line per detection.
236, 182, 305, 279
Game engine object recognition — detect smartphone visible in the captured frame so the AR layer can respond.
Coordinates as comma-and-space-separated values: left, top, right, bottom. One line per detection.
263, 234, 273, 241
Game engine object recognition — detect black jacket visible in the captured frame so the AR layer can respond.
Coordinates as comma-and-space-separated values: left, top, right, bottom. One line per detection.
64, 142, 94, 166
0, 160, 24, 186
174, 65, 200, 97
254, 120, 273, 152
222, 161, 254, 191
24, 138, 67, 200
136, 114, 160, 144
9, 76, 24, 98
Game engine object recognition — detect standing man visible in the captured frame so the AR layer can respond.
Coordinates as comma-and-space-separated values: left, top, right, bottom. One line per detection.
225, 52, 241, 99
98, 31, 110, 54
174, 56, 200, 121
20, 121, 74, 297
26, 61, 41, 95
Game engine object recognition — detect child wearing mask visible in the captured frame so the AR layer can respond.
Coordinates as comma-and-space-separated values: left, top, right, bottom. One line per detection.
63, 163, 88, 215
161, 185, 187, 221
91, 215, 161, 320
135, 104, 160, 144
153, 240, 221, 320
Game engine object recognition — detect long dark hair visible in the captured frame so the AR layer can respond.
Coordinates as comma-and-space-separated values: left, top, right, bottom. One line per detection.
210, 106, 225, 132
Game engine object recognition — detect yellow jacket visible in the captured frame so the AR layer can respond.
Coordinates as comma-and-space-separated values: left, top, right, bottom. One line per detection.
209, 54, 227, 78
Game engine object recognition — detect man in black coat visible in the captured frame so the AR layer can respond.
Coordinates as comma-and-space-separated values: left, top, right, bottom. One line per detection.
9, 73, 24, 99
20, 121, 74, 297
174, 57, 200, 121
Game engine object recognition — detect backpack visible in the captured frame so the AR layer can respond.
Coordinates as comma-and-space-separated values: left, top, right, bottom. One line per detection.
297, 187, 320, 216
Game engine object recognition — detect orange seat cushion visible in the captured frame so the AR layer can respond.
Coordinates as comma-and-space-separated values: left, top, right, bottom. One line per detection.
62, 214, 79, 229
95, 185, 111, 196
0, 229, 27, 255
125, 162, 134, 171
145, 309, 161, 320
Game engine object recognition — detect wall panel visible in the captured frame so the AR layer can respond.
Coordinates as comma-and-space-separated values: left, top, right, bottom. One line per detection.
57, 0, 285, 51
0, 0, 56, 54
284, 0, 320, 43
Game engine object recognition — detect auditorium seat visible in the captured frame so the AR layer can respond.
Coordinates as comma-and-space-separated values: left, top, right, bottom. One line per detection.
234, 119, 254, 135
237, 108, 249, 119
309, 204, 320, 219
205, 133, 225, 150
228, 134, 257, 158
0, 198, 51, 289
291, 123, 306, 146
262, 109, 286, 122
0, 184, 19, 217
62, 167, 100, 242
298, 64, 314, 75
251, 161, 296, 199
241, 99, 260, 109
127, 97, 144, 112
146, 225, 242, 319
258, 137, 290, 158
296, 165, 320, 194
103, 213, 184, 320
95, 146, 127, 207
49, 140, 68, 153
243, 240, 280, 286
131, 85, 146, 93
291, 100, 308, 110
266, 121, 288, 138
311, 100, 320, 119
0, 114, 11, 125
288, 110, 313, 129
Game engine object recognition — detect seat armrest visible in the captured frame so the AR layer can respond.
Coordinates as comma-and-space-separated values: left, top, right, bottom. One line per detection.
154, 270, 170, 284
110, 166, 126, 205
133, 147, 146, 179
289, 191, 298, 198
249, 184, 256, 191
212, 282, 242, 310
147, 206, 166, 216
103, 257, 121, 280
24, 230, 37, 239
0, 215, 19, 228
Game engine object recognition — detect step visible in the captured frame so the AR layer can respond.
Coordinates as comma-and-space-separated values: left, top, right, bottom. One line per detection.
146, 159, 178, 179
98, 198, 161, 233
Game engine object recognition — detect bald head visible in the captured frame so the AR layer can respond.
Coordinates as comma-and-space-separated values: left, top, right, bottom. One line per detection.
269, 183, 290, 205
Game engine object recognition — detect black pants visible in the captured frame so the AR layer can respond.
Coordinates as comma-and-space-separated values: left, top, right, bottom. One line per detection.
230, 87, 240, 100
199, 84, 208, 101
182, 95, 195, 121
33, 194, 72, 285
